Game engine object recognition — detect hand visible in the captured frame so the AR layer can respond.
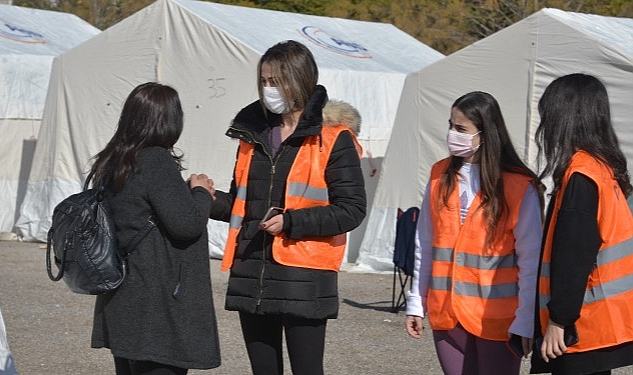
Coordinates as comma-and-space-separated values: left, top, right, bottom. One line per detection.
540, 320, 566, 362
189, 174, 216, 199
405, 315, 424, 339
260, 214, 283, 235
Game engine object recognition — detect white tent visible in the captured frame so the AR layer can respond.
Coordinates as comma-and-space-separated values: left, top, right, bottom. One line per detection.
16, 0, 443, 261
0, 4, 99, 235
355, 8, 633, 272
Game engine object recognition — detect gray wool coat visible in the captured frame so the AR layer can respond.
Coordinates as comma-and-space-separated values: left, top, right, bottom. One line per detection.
91, 146, 221, 370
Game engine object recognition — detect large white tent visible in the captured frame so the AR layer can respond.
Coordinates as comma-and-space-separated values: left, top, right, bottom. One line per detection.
16, 0, 443, 261
0, 4, 99, 235
355, 8, 633, 272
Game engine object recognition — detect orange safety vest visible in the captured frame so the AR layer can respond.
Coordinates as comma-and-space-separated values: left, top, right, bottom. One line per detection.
221, 125, 362, 272
538, 151, 633, 352
427, 158, 531, 341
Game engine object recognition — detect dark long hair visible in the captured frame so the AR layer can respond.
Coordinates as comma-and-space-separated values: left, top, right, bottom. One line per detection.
440, 91, 543, 244
90, 82, 184, 192
536, 73, 632, 197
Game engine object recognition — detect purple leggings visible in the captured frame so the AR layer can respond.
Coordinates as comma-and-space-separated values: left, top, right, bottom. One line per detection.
433, 324, 521, 375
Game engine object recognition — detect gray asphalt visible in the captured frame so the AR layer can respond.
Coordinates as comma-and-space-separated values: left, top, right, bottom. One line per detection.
1, 240, 632, 374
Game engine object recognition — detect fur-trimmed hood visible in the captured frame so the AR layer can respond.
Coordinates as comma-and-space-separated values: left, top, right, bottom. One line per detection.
323, 100, 361, 136
228, 85, 361, 143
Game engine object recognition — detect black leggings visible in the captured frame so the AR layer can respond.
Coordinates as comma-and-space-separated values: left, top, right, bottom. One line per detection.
239, 312, 327, 375
114, 356, 187, 375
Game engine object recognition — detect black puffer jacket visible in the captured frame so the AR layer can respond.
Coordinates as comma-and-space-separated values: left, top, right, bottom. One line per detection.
210, 85, 366, 319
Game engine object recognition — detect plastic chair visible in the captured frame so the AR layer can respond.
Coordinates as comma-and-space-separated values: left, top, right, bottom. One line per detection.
391, 206, 419, 313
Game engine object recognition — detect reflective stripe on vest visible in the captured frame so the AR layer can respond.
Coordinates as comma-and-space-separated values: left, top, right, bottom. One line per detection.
538, 151, 633, 352
427, 158, 530, 340
430, 247, 518, 298
221, 126, 362, 272
539, 237, 633, 307
228, 186, 247, 230
287, 182, 329, 203
221, 142, 254, 271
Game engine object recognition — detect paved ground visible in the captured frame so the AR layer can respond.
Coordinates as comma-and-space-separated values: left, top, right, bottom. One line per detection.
1, 240, 632, 374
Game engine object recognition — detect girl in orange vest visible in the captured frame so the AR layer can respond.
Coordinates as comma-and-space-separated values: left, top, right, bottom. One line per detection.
531, 74, 633, 375
405, 91, 544, 375
208, 40, 366, 375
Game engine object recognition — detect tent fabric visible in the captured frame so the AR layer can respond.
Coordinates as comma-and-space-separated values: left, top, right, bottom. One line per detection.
0, 4, 100, 234
355, 8, 633, 272
15, 0, 443, 263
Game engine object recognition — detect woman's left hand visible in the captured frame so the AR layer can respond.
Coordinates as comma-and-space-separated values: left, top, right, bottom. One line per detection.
540, 320, 567, 362
260, 214, 284, 235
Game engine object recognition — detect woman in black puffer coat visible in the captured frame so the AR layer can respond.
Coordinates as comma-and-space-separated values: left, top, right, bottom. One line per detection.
210, 40, 366, 375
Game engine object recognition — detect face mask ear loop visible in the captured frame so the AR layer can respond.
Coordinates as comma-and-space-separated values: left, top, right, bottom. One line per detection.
474, 131, 482, 148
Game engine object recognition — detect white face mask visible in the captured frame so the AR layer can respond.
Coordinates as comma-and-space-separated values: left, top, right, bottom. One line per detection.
262, 86, 293, 114
446, 129, 482, 158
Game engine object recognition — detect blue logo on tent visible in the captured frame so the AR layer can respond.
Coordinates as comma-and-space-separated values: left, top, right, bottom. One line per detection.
0, 22, 45, 43
299, 26, 371, 58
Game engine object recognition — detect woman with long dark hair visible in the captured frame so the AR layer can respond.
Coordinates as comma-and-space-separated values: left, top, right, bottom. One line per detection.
406, 91, 544, 374
531, 73, 633, 375
90, 82, 221, 375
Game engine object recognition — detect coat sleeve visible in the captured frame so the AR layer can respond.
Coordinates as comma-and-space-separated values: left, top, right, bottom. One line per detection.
509, 183, 542, 338
209, 185, 236, 223
284, 130, 367, 239
142, 147, 213, 242
548, 172, 601, 326
208, 147, 238, 222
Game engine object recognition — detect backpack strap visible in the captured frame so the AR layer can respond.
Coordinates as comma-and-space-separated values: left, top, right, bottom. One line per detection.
121, 216, 156, 257
84, 170, 95, 191
85, 171, 156, 256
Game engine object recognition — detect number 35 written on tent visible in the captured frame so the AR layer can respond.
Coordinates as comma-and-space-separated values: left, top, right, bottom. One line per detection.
208, 78, 226, 99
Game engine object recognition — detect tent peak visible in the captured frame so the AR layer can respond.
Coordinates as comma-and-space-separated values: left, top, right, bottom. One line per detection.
539, 7, 633, 57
